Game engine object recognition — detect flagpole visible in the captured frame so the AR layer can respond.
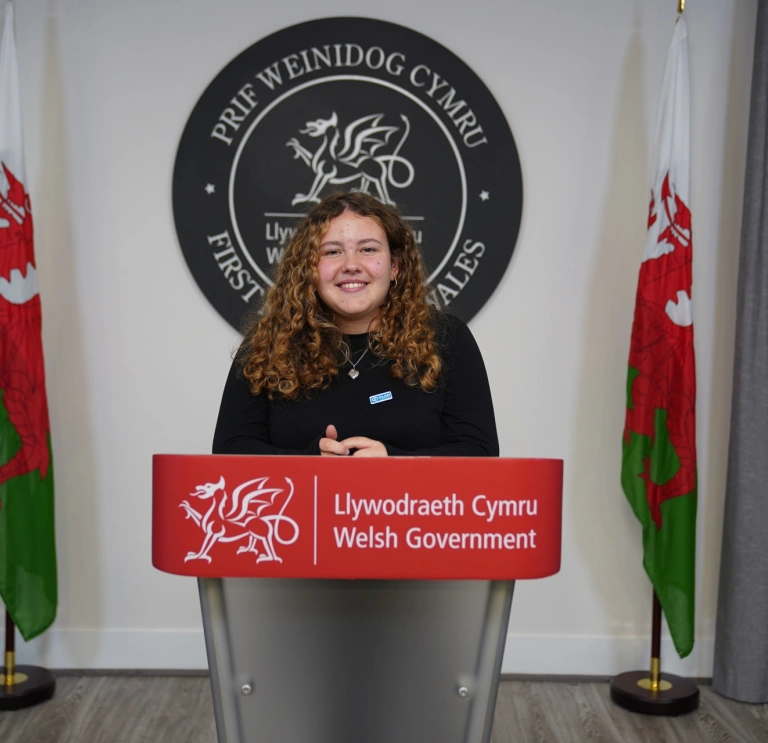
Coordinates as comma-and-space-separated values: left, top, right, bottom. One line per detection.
650, 592, 662, 690
4, 609, 14, 687
0, 605, 56, 709
613, 0, 699, 717
0, 0, 59, 710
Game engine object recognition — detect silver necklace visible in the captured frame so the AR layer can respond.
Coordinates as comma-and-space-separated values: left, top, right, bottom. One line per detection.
347, 348, 369, 379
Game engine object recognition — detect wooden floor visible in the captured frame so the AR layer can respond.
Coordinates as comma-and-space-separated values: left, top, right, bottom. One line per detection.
0, 675, 766, 742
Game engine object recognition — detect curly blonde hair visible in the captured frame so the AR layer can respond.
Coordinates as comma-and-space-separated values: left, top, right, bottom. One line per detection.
239, 192, 442, 399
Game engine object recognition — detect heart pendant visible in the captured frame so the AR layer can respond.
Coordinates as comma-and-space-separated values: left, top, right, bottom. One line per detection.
348, 369, 360, 379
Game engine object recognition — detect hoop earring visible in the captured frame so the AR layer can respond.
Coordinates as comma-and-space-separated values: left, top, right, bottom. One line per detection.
391, 277, 398, 289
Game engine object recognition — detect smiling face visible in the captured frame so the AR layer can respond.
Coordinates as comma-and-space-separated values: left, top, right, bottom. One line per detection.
316, 210, 398, 333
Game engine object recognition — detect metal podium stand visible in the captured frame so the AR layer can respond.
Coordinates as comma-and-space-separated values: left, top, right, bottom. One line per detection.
200, 578, 513, 743
153, 455, 562, 743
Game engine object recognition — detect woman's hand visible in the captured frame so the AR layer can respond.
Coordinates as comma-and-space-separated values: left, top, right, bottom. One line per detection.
320, 426, 388, 457
339, 436, 388, 457
320, 425, 349, 456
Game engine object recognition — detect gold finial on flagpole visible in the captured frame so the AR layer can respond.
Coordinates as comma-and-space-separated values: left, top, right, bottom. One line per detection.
678, 0, 685, 15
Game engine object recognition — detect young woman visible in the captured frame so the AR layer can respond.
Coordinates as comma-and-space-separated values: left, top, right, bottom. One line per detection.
212, 191, 498, 457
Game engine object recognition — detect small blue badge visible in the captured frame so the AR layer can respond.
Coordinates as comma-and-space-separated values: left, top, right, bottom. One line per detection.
369, 391, 393, 405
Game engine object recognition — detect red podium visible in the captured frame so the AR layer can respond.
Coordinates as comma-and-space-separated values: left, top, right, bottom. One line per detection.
153, 455, 562, 743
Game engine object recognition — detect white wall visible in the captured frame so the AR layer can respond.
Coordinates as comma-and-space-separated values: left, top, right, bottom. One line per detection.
6, 0, 757, 674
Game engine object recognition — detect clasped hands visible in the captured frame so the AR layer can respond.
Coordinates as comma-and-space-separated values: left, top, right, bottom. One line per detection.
319, 424, 388, 457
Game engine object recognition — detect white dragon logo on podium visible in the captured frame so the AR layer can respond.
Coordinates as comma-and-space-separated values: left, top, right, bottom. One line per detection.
180, 476, 299, 564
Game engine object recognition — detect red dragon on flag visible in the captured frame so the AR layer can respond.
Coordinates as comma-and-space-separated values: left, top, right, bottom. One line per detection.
625, 173, 696, 531
0, 162, 51, 486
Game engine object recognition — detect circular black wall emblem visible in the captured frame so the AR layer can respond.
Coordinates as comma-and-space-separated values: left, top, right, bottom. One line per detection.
173, 17, 523, 331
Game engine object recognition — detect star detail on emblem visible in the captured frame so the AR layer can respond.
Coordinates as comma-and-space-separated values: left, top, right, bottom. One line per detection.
479, 190, 490, 201
205, 184, 216, 195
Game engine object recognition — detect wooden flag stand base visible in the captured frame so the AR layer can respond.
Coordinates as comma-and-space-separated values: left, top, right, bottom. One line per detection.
610, 669, 699, 716
610, 592, 699, 716
0, 665, 56, 711
0, 611, 55, 710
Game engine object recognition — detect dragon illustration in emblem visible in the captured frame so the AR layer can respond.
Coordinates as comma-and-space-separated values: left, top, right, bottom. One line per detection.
180, 476, 299, 564
625, 172, 696, 530
286, 112, 415, 206
0, 162, 51, 487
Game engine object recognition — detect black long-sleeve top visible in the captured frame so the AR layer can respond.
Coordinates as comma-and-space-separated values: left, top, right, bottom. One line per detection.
212, 313, 498, 457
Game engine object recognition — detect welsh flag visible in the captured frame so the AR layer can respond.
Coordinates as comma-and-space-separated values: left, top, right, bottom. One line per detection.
0, 1, 57, 641
621, 17, 696, 659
